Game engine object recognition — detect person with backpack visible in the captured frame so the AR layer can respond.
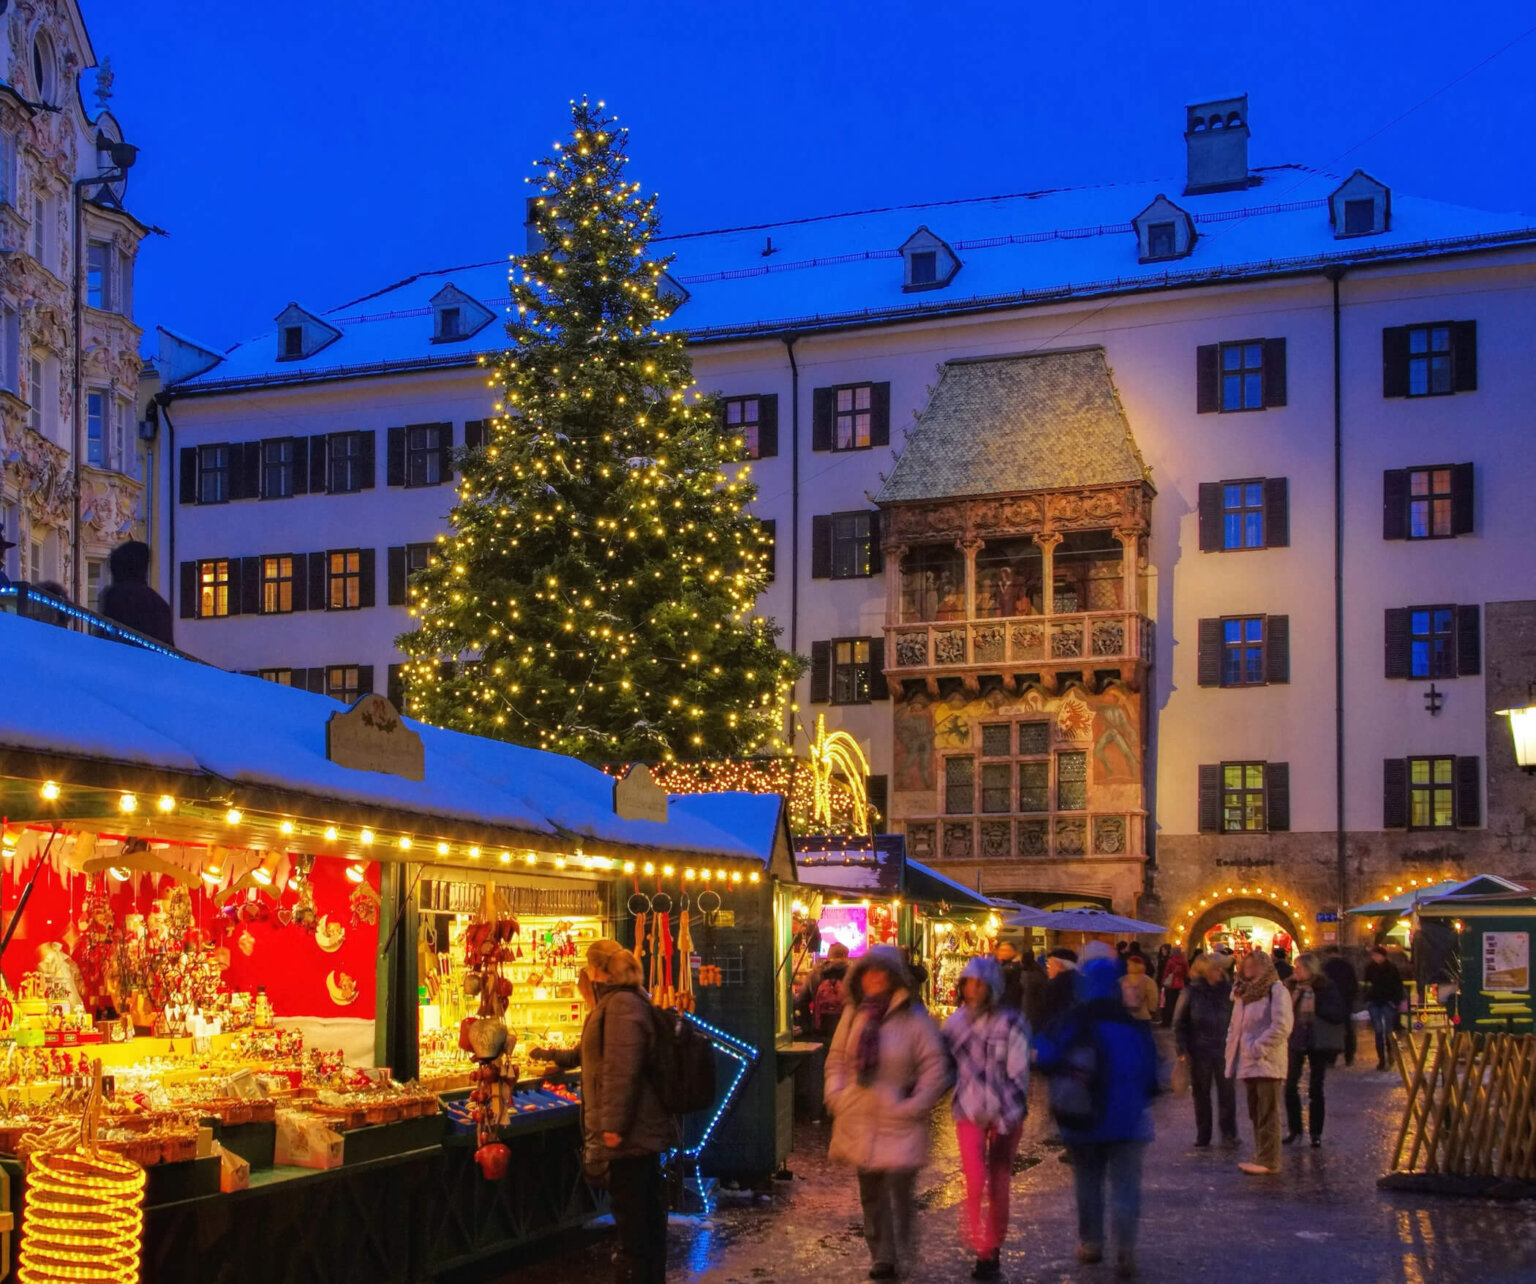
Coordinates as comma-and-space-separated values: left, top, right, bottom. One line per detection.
1225, 950, 1293, 1176
942, 956, 1031, 1280
1034, 957, 1158, 1279
1283, 953, 1347, 1148
811, 949, 851, 1038
825, 945, 951, 1281
531, 939, 679, 1284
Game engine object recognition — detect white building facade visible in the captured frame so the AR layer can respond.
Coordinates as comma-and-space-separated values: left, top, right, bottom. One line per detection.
0, 0, 148, 609
159, 97, 1536, 947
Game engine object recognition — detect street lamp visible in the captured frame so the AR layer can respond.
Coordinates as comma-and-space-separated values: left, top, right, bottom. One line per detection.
1495, 684, 1536, 774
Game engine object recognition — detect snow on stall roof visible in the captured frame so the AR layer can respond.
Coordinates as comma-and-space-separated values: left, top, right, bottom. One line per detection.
171, 166, 1536, 392
668, 792, 785, 866
0, 614, 756, 859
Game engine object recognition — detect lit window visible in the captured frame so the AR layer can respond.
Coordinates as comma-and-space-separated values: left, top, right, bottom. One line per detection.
261, 555, 294, 614
258, 668, 293, 686
1408, 468, 1452, 539
1408, 757, 1455, 829
834, 384, 873, 451
198, 559, 231, 618
327, 666, 364, 702
1221, 762, 1266, 831
328, 550, 362, 610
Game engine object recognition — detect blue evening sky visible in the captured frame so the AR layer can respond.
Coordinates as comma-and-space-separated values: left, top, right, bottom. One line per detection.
83, 0, 1536, 354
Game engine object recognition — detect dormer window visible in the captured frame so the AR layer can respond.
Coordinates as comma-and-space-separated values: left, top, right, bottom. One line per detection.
1134, 195, 1196, 263
1330, 169, 1390, 238
429, 283, 493, 344
899, 228, 959, 292
273, 303, 341, 363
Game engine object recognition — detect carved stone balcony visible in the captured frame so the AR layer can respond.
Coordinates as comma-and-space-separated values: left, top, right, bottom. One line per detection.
886, 609, 1152, 685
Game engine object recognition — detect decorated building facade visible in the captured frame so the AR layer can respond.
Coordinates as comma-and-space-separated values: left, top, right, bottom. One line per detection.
0, 0, 147, 608
154, 96, 1536, 949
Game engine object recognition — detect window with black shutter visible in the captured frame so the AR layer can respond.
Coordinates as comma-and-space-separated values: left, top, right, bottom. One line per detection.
1408, 756, 1456, 829
820, 511, 874, 579
1199, 615, 1288, 686
1456, 756, 1481, 827
809, 640, 831, 703
261, 438, 295, 499
326, 665, 367, 703
179, 447, 197, 505
239, 556, 261, 615
195, 558, 233, 618
812, 382, 889, 451
327, 550, 362, 610
398, 423, 450, 488
1387, 605, 1479, 679
388, 542, 433, 606
724, 395, 779, 460
1197, 340, 1286, 413
197, 444, 229, 505
1265, 762, 1290, 832
260, 555, 295, 614
1197, 763, 1222, 832
1385, 464, 1474, 540
831, 638, 873, 704
307, 551, 327, 611
387, 663, 405, 709
1383, 321, 1477, 397
329, 432, 364, 494
463, 420, 486, 451
1221, 617, 1265, 686
1220, 762, 1266, 831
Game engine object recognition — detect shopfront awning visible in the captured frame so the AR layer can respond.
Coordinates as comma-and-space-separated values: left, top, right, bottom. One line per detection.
1345, 875, 1526, 918
903, 857, 994, 911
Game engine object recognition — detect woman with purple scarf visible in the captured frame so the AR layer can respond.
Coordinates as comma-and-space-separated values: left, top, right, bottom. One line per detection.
825, 945, 951, 1281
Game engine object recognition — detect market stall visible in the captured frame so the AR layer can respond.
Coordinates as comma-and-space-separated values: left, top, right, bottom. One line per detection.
1395, 880, 1534, 1033
0, 612, 784, 1282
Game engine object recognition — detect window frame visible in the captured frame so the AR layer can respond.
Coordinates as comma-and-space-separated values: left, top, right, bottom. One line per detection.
27, 354, 42, 437
1146, 220, 1176, 258
909, 250, 937, 286
282, 325, 304, 359
1406, 324, 1454, 398
1056, 749, 1088, 812
943, 754, 975, 815
196, 558, 232, 619
85, 390, 106, 466
1219, 340, 1266, 412
830, 636, 873, 704
326, 665, 364, 703
831, 382, 874, 452
262, 437, 295, 499
1221, 479, 1265, 550
198, 443, 230, 505
328, 549, 363, 611
328, 431, 364, 494
830, 510, 874, 580
258, 668, 294, 686
1407, 466, 1454, 540
405, 423, 443, 488
86, 240, 113, 311
723, 395, 762, 460
260, 554, 295, 615
1220, 761, 1267, 832
1343, 198, 1375, 235
1220, 615, 1267, 687
1407, 755, 1456, 830
1408, 605, 1455, 679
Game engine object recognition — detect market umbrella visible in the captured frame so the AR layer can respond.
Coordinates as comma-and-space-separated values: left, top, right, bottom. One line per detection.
1345, 875, 1526, 917
1004, 906, 1166, 934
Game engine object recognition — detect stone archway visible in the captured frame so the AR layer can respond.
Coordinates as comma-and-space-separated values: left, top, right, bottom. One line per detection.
1185, 897, 1304, 955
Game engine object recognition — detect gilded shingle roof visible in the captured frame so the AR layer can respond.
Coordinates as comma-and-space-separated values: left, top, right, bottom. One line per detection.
876, 347, 1149, 504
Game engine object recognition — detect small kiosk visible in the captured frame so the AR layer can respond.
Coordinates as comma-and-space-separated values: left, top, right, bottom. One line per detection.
1417, 884, 1536, 1033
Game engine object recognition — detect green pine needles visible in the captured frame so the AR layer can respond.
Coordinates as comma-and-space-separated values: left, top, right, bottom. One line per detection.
397, 98, 802, 763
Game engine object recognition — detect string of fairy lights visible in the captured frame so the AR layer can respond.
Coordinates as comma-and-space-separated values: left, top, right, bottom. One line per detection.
395, 98, 802, 764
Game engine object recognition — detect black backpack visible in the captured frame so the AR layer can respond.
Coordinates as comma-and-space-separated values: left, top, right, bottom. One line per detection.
648, 1006, 717, 1116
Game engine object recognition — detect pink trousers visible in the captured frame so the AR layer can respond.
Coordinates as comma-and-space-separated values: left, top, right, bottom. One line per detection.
955, 1120, 1022, 1256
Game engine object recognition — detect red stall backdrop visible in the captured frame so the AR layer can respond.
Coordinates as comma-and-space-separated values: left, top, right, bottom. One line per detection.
1, 844, 379, 1022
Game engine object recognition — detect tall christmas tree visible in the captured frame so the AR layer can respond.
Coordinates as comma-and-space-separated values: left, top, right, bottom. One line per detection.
397, 99, 802, 763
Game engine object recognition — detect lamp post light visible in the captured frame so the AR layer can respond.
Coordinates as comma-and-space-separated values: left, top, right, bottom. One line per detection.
1495, 684, 1536, 774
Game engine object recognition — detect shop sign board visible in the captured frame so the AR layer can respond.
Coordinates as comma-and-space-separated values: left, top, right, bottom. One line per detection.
818, 905, 869, 957
613, 764, 669, 822
326, 694, 425, 781
1483, 931, 1530, 992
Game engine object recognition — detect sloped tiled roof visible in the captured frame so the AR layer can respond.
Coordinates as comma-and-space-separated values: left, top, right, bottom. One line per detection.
168, 164, 1536, 393
876, 348, 1148, 504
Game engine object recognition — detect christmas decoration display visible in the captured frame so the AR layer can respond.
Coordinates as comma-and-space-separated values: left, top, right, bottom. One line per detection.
397, 98, 802, 761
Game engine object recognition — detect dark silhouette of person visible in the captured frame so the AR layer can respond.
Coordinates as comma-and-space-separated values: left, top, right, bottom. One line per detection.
99, 540, 174, 647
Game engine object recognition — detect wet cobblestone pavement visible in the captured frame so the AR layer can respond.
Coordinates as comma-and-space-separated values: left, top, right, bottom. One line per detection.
486, 1049, 1536, 1284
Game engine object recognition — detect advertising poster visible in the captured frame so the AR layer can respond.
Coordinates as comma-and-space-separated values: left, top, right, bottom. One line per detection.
1483, 931, 1530, 992
818, 905, 870, 958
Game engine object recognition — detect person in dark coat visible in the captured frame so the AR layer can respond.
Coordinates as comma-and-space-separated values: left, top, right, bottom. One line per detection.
1018, 949, 1048, 1033
1172, 953, 1237, 1147
1271, 947, 1293, 982
1283, 954, 1347, 1146
1320, 946, 1360, 1066
533, 940, 677, 1284
993, 939, 1026, 1014
1363, 945, 1406, 1070
99, 540, 174, 646
1039, 948, 1078, 1032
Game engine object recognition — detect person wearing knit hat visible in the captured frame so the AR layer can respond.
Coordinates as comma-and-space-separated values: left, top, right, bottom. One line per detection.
942, 955, 1031, 1279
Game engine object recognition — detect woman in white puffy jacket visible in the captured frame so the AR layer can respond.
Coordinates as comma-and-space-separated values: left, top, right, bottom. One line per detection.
1224, 951, 1293, 1176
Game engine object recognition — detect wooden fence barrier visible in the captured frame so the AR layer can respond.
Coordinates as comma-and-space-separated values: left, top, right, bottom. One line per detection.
1390, 1031, 1536, 1180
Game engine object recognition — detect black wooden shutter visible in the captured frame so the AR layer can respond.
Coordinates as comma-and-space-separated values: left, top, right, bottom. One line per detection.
224, 555, 243, 617
761, 520, 776, 581
387, 664, 405, 709
1262, 338, 1287, 407
809, 641, 832, 703
868, 511, 883, 574
1264, 477, 1289, 547
290, 436, 309, 496
1384, 608, 1412, 678
179, 447, 197, 504
290, 553, 307, 612
1383, 758, 1408, 828
1450, 463, 1474, 535
178, 561, 196, 619
1265, 762, 1290, 832
1196, 344, 1220, 413
810, 515, 832, 578
1452, 321, 1477, 392
463, 420, 485, 451
866, 775, 888, 829
356, 665, 374, 697
310, 434, 329, 493
1456, 756, 1481, 827
387, 546, 406, 606
1456, 605, 1480, 676
305, 667, 327, 694
1382, 326, 1410, 397
241, 442, 261, 499
386, 428, 406, 487
1197, 764, 1222, 833
811, 388, 833, 451
358, 548, 376, 608
1196, 618, 1222, 687
1265, 615, 1290, 684
867, 636, 888, 700
226, 445, 247, 501
240, 557, 262, 615
1197, 482, 1223, 551
870, 382, 891, 447
1382, 469, 1409, 540
308, 551, 328, 611
436, 422, 454, 479
757, 394, 778, 458
358, 431, 376, 489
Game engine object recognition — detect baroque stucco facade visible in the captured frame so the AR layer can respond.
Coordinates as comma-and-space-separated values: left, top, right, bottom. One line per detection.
0, 0, 146, 604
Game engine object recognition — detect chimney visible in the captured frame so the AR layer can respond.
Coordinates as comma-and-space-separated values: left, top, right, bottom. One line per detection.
1184, 95, 1250, 195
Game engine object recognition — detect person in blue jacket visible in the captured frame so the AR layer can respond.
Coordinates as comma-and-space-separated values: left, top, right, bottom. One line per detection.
1035, 957, 1159, 1279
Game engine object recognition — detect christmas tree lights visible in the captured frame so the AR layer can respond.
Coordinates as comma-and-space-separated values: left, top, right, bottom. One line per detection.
397, 98, 802, 762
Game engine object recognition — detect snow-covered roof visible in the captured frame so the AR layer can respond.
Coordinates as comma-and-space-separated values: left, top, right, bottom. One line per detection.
667, 792, 787, 868
169, 165, 1536, 394
0, 613, 758, 860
